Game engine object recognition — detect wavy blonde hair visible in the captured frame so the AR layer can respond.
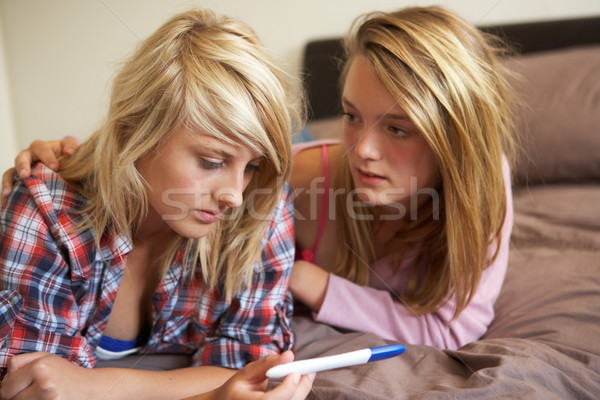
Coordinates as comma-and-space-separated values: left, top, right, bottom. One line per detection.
334, 6, 516, 317
59, 9, 300, 300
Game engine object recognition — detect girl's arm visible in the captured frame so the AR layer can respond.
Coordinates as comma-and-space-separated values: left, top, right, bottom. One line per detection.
0, 352, 235, 400
290, 160, 514, 350
0, 351, 313, 400
184, 351, 314, 400
289, 260, 329, 312
303, 268, 503, 349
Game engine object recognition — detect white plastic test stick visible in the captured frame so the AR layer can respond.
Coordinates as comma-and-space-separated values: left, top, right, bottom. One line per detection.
266, 344, 405, 379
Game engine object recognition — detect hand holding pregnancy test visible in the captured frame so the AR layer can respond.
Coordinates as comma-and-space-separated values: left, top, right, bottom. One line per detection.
266, 344, 406, 378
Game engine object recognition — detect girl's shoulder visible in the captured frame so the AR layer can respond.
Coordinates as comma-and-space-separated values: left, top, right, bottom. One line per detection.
27, 163, 87, 213
290, 140, 343, 191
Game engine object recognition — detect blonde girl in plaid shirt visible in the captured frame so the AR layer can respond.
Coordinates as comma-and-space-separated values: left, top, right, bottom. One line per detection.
0, 8, 312, 400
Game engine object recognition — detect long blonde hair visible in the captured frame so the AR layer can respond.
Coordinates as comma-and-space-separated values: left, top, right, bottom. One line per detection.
59, 9, 300, 300
334, 6, 516, 317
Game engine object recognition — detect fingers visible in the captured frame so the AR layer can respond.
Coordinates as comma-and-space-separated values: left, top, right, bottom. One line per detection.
27, 140, 62, 172
4, 138, 80, 206
240, 351, 295, 383
61, 136, 80, 156
263, 352, 314, 400
212, 352, 313, 400
0, 371, 33, 400
270, 351, 295, 369
14, 138, 76, 179
290, 373, 315, 400
1, 167, 17, 207
264, 372, 315, 400
6, 352, 50, 375
13, 149, 34, 181
0, 353, 51, 400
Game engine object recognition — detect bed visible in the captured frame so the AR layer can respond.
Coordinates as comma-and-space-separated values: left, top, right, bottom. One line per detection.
290, 15, 600, 399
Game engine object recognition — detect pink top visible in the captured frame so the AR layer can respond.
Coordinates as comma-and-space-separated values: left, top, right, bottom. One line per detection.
292, 140, 514, 350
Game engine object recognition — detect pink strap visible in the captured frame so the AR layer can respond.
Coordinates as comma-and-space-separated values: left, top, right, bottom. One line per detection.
300, 145, 330, 263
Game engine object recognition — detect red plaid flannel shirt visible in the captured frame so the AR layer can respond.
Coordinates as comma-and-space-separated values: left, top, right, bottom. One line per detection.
0, 164, 294, 377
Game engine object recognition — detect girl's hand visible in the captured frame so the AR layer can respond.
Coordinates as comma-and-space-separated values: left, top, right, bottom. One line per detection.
187, 351, 314, 400
0, 351, 314, 400
289, 261, 330, 313
2, 137, 80, 205
0, 352, 98, 400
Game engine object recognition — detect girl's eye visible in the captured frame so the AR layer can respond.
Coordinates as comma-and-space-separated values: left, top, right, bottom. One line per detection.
390, 126, 410, 138
199, 158, 224, 170
342, 112, 358, 123
246, 163, 261, 173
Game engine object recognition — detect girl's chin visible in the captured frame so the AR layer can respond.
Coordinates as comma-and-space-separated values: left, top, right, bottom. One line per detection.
353, 189, 407, 206
167, 221, 215, 240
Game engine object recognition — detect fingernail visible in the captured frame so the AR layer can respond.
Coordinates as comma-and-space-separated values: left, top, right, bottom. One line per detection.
64, 148, 74, 156
18, 169, 27, 178
2, 187, 9, 197
308, 372, 316, 382
49, 163, 58, 171
291, 372, 301, 385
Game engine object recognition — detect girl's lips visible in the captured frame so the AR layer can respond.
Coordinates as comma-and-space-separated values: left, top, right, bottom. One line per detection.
194, 209, 223, 224
356, 168, 386, 185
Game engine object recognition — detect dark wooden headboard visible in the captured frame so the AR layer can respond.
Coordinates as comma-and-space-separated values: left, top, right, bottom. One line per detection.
302, 15, 600, 121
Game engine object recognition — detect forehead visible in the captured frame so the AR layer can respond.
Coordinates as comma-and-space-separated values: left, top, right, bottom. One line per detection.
177, 125, 264, 160
343, 57, 407, 117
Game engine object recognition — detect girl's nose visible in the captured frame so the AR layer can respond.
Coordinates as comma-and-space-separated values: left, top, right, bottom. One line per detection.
215, 170, 245, 209
217, 191, 242, 209
353, 128, 381, 161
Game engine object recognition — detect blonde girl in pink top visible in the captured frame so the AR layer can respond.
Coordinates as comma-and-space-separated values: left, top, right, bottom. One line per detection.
290, 6, 516, 349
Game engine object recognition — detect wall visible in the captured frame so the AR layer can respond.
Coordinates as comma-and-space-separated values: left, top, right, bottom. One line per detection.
0, 13, 17, 173
1, 0, 599, 157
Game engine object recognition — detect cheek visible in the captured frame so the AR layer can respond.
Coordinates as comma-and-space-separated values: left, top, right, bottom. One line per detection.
387, 144, 437, 184
144, 164, 202, 208
342, 124, 359, 148
412, 150, 439, 189
243, 172, 254, 190
154, 180, 198, 206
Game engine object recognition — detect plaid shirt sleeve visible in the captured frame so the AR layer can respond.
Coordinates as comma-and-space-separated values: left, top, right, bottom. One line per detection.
194, 185, 295, 369
0, 169, 95, 378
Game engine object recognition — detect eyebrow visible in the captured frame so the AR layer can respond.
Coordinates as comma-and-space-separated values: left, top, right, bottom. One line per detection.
342, 97, 412, 121
190, 139, 232, 157
205, 147, 233, 159
200, 144, 264, 164
190, 131, 265, 162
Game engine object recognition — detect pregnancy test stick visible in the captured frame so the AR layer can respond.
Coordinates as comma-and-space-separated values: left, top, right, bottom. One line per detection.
266, 344, 405, 378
